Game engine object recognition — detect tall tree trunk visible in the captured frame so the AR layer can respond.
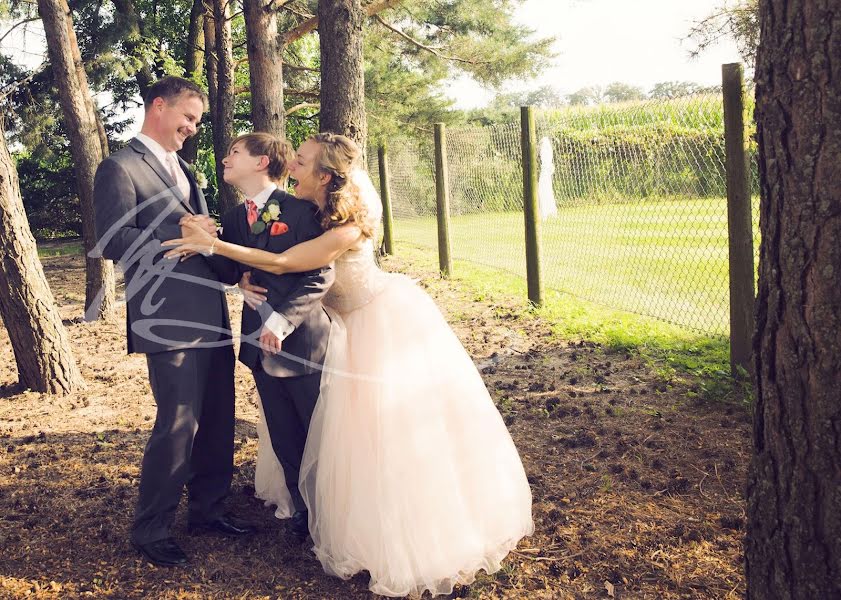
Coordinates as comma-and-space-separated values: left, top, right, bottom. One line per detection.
67, 13, 110, 159
38, 0, 116, 321
318, 0, 367, 148
0, 118, 85, 395
204, 4, 218, 136
210, 0, 239, 214
179, 0, 205, 164
112, 0, 155, 101
243, 0, 284, 137
745, 1, 841, 598
184, 0, 206, 82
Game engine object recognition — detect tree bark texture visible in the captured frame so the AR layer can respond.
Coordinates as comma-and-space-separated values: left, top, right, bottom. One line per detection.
179, 0, 205, 164
209, 0, 240, 214
38, 0, 116, 320
746, 2, 841, 598
0, 119, 85, 395
318, 0, 367, 148
244, 0, 285, 137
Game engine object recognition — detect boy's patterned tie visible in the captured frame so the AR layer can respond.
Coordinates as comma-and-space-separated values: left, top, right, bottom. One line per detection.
246, 199, 258, 227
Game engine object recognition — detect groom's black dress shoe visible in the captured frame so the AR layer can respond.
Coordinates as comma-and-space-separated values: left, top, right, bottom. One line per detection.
289, 510, 309, 538
132, 538, 189, 567
187, 513, 256, 536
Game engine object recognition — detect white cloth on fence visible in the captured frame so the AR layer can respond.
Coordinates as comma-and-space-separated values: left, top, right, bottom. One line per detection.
537, 136, 558, 220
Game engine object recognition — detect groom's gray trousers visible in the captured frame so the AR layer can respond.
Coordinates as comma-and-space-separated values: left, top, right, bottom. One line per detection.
132, 345, 236, 545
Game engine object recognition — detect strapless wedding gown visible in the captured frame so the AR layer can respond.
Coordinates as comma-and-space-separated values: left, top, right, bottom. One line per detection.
254, 207, 533, 598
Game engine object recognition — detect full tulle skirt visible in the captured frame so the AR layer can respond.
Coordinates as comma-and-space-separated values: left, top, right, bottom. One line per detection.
295, 273, 533, 597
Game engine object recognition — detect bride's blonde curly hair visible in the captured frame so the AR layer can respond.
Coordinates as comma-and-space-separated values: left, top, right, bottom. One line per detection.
311, 132, 374, 239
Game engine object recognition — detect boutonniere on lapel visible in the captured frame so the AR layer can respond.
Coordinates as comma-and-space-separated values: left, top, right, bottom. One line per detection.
186, 163, 208, 189
251, 198, 289, 236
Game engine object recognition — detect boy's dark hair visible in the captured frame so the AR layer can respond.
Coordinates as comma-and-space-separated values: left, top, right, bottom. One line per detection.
143, 76, 208, 110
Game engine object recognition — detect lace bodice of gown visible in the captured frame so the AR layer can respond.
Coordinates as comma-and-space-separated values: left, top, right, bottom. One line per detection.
323, 237, 388, 314
322, 170, 388, 314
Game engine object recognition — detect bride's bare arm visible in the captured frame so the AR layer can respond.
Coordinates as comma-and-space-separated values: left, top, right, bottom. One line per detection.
164, 220, 363, 274
255, 225, 363, 274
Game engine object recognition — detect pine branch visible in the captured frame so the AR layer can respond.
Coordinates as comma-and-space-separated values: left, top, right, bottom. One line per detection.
281, 0, 403, 46
285, 101, 319, 115
373, 15, 489, 65
285, 88, 319, 99
279, 3, 313, 19
0, 16, 41, 46
268, 0, 297, 9
0, 62, 46, 102
283, 62, 319, 72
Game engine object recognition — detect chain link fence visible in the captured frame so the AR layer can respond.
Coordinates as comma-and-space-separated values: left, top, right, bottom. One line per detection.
368, 93, 760, 336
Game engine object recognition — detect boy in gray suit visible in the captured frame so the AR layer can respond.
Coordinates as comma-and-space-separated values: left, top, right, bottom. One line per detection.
93, 77, 250, 567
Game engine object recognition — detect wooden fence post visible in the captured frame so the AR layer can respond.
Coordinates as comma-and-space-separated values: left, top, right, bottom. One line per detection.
433, 123, 453, 277
722, 62, 755, 377
377, 143, 395, 256
521, 106, 543, 306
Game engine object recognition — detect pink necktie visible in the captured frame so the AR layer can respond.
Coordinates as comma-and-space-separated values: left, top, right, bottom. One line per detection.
166, 153, 189, 200
246, 199, 258, 227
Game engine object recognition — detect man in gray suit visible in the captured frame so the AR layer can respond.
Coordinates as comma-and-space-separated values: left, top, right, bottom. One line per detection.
93, 77, 251, 567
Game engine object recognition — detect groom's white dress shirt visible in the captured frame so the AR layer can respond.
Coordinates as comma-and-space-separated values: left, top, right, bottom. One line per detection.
135, 133, 191, 200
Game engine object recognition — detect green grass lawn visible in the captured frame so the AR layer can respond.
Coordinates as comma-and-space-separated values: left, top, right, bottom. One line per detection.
36, 239, 84, 258
392, 196, 761, 335
393, 243, 748, 404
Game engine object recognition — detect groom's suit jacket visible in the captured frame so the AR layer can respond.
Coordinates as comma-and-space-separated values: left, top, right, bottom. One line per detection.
209, 189, 334, 378
93, 138, 231, 354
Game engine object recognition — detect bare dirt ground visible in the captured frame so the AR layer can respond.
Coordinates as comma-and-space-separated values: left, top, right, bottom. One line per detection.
0, 249, 750, 599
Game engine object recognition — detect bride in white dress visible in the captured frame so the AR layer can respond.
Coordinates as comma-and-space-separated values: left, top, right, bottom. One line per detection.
168, 132, 533, 598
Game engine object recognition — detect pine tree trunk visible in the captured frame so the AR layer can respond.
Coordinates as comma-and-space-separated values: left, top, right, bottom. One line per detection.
745, 1, 841, 598
318, 0, 367, 148
0, 119, 85, 395
112, 0, 154, 99
184, 0, 206, 84
179, 0, 205, 164
210, 0, 240, 214
243, 0, 284, 137
38, 0, 116, 321
203, 4, 218, 136
69, 9, 110, 160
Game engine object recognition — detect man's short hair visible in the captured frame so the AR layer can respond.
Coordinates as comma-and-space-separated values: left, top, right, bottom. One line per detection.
143, 76, 208, 111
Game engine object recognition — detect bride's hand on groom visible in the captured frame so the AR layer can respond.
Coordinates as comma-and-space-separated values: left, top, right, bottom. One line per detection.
162, 215, 219, 260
